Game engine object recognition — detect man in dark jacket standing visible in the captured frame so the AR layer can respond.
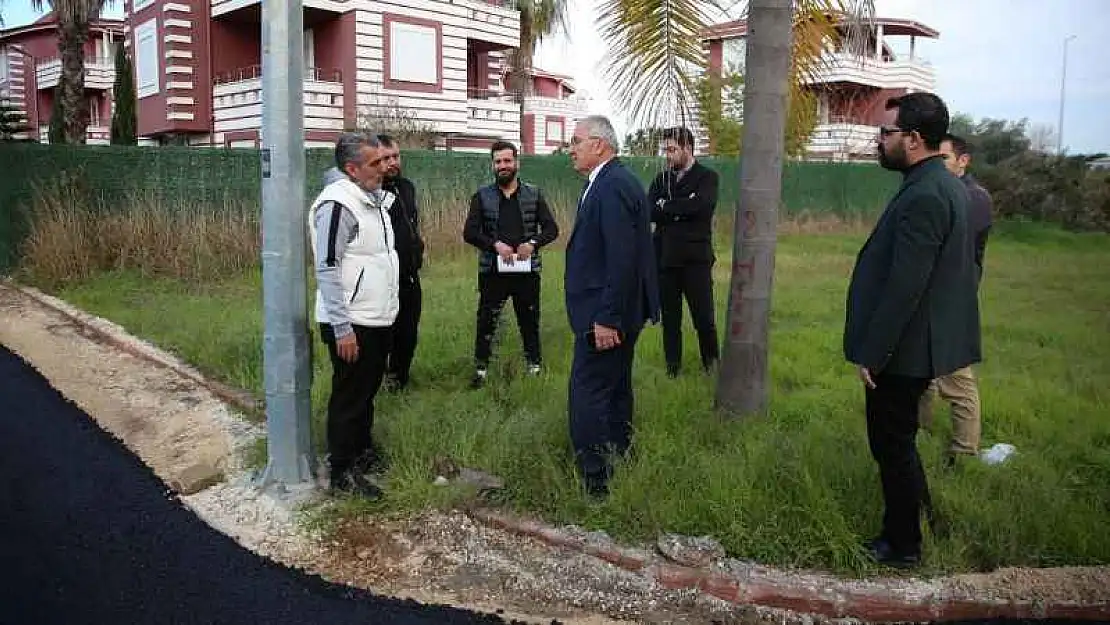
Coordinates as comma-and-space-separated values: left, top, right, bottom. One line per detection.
844, 93, 981, 568
648, 126, 720, 377
463, 140, 560, 389
917, 133, 993, 462
377, 135, 426, 392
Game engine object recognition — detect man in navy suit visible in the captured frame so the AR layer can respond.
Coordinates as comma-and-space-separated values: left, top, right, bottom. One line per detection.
565, 115, 661, 498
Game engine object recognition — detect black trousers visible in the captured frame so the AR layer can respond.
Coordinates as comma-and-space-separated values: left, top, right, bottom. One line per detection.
865, 372, 932, 555
386, 276, 422, 386
659, 264, 719, 370
319, 323, 391, 479
474, 272, 542, 367
569, 329, 640, 487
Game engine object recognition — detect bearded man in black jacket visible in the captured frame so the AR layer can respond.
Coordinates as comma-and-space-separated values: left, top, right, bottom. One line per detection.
648, 126, 720, 377
377, 134, 426, 392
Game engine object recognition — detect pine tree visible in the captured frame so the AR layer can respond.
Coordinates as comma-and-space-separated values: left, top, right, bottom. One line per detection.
110, 43, 137, 145
48, 86, 66, 144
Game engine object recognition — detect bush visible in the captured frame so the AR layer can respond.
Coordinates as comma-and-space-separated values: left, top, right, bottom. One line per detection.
975, 153, 1110, 232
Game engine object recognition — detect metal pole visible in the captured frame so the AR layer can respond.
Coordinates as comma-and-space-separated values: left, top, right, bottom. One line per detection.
260, 0, 315, 487
1056, 35, 1075, 155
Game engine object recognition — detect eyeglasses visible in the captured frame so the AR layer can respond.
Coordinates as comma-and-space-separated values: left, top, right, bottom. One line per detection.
878, 126, 910, 138
569, 135, 600, 147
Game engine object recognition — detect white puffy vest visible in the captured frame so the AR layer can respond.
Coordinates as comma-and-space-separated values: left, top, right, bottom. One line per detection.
307, 178, 400, 328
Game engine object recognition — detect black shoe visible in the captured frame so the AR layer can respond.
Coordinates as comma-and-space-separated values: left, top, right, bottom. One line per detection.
864, 538, 920, 569
329, 471, 383, 500
666, 363, 680, 378
470, 369, 487, 389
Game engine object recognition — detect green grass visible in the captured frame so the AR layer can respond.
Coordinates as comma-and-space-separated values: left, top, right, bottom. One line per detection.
55, 223, 1110, 577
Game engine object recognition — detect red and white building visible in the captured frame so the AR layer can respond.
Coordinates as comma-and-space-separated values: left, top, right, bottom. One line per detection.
702, 15, 939, 161
0, 0, 587, 152
0, 13, 124, 144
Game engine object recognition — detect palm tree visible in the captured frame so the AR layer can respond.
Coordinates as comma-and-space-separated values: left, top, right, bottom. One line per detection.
507, 0, 570, 131
33, 0, 111, 144
598, 0, 874, 416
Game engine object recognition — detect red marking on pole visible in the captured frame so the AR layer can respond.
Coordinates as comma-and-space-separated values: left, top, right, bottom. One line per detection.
731, 320, 744, 337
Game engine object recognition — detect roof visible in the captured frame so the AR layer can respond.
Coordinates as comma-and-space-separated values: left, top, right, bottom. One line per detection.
516, 66, 577, 93
704, 15, 939, 41
1, 13, 125, 41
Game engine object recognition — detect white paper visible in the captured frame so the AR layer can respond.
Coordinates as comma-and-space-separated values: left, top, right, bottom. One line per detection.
497, 255, 533, 273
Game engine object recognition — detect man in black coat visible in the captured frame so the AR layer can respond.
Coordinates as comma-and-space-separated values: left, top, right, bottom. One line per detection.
377, 134, 426, 392
844, 93, 981, 568
648, 127, 720, 377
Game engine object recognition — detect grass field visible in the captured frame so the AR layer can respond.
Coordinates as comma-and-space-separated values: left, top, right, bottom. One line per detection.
53, 222, 1110, 577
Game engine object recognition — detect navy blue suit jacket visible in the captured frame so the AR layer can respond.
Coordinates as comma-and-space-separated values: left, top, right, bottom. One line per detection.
564, 159, 661, 336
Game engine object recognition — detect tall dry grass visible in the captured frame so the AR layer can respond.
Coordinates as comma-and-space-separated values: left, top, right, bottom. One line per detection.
20, 178, 260, 286
18, 176, 872, 286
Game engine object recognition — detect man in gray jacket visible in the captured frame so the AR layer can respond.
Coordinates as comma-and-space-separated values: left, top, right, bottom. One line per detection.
310, 132, 399, 499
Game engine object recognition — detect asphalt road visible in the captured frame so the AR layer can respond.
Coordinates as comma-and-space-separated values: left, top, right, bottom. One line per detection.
0, 344, 525, 625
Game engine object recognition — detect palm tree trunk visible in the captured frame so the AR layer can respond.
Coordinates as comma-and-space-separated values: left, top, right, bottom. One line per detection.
714, 0, 794, 417
58, 23, 88, 145
513, 14, 534, 149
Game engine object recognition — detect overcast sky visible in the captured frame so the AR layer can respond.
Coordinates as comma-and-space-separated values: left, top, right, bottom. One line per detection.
5, 0, 1109, 154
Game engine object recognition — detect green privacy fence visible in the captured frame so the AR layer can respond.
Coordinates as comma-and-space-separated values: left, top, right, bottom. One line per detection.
0, 144, 898, 272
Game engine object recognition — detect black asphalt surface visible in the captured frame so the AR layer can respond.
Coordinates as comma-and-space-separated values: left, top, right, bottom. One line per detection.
0, 344, 527, 625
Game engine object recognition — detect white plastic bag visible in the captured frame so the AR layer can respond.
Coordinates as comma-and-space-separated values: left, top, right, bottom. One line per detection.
980, 443, 1016, 465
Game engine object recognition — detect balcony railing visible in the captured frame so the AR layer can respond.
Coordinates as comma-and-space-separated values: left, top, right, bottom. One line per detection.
213, 64, 343, 85
805, 53, 935, 91
35, 56, 114, 91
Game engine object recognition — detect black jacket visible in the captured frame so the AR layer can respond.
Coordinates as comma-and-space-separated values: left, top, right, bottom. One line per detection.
844, 156, 981, 378
648, 161, 719, 267
383, 176, 424, 281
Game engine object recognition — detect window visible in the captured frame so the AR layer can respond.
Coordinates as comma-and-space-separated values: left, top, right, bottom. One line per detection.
0, 49, 8, 83
386, 17, 439, 88
303, 28, 315, 76
545, 119, 563, 143
723, 37, 746, 73
89, 96, 101, 127
133, 0, 155, 12
135, 19, 159, 98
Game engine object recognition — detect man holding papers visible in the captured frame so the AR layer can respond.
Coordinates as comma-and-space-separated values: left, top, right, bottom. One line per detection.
463, 141, 560, 389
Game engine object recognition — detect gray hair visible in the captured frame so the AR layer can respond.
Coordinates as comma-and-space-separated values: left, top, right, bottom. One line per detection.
334, 131, 381, 171
581, 115, 620, 153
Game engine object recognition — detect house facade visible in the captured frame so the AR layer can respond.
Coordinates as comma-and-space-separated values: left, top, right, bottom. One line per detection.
1, 0, 588, 153
0, 14, 124, 144
702, 15, 939, 161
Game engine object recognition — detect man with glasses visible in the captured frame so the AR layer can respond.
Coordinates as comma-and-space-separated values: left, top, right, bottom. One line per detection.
565, 116, 660, 498
844, 93, 981, 568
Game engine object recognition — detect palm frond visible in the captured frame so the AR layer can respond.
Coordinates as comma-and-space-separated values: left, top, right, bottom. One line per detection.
599, 0, 875, 139
597, 0, 724, 130
520, 0, 570, 50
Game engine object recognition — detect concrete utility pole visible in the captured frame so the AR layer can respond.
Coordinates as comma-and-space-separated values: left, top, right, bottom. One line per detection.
259, 0, 315, 487
1056, 34, 1075, 155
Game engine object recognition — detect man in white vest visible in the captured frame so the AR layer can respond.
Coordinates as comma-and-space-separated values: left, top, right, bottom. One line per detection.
309, 132, 399, 499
